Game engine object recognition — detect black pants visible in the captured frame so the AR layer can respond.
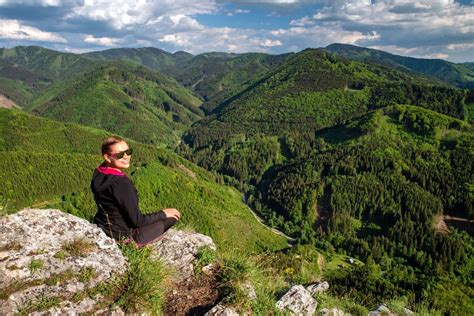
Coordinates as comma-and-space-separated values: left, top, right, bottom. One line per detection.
132, 217, 177, 246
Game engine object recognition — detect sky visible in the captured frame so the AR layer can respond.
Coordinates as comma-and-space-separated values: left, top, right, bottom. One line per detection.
0, 0, 473, 62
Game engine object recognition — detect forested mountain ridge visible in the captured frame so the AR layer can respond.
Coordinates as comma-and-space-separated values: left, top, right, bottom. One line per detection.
181, 48, 467, 174
0, 46, 100, 105
177, 48, 473, 314
85, 47, 292, 113
26, 61, 203, 146
84, 47, 191, 72
325, 43, 474, 89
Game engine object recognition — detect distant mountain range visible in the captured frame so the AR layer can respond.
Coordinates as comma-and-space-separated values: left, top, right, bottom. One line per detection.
325, 43, 474, 89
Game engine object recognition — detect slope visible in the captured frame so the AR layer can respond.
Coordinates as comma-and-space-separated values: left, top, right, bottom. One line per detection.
252, 105, 473, 313
180, 48, 467, 184
27, 61, 203, 146
325, 43, 474, 89
84, 47, 291, 113
0, 108, 288, 254
0, 46, 100, 105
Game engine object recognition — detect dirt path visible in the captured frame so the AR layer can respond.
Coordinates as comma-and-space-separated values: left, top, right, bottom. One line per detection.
0, 95, 19, 109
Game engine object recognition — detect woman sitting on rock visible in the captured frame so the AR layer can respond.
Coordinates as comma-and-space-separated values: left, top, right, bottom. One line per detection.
91, 136, 180, 246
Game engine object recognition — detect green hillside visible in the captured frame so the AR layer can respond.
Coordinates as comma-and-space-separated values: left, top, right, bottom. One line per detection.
85, 47, 291, 113
254, 105, 473, 313
27, 62, 203, 146
0, 108, 287, 254
0, 46, 96, 81
84, 47, 190, 72
325, 43, 474, 89
177, 48, 473, 314
180, 48, 467, 183
0, 46, 100, 105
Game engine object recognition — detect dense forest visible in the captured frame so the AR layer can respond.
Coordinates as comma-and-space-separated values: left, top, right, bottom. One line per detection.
178, 49, 474, 314
0, 45, 473, 314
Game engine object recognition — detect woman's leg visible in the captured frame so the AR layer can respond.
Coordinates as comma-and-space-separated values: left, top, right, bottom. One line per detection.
132, 218, 178, 246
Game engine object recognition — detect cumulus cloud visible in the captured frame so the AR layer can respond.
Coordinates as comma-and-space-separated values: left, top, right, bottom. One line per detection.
0, 19, 66, 42
260, 39, 283, 47
0, 0, 473, 62
84, 34, 119, 46
66, 0, 219, 30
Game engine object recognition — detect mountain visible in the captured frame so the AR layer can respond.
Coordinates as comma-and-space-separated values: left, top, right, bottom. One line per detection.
0, 46, 100, 106
26, 61, 203, 146
177, 48, 473, 314
181, 48, 466, 180
0, 108, 287, 253
325, 43, 474, 89
85, 47, 291, 113
84, 47, 191, 72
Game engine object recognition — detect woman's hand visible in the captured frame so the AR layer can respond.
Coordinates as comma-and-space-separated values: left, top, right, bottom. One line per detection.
162, 208, 181, 221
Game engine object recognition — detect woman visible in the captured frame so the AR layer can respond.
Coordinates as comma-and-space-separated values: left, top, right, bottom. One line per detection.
91, 136, 180, 246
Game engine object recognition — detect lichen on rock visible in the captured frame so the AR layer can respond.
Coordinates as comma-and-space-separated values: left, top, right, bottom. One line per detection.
0, 208, 127, 314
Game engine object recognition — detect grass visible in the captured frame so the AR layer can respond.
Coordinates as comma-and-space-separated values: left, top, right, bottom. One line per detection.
315, 292, 369, 316
28, 259, 44, 275
18, 295, 62, 315
193, 246, 218, 274
61, 238, 95, 257
116, 242, 171, 313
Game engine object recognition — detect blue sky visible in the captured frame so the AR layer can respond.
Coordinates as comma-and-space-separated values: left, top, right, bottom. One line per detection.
0, 0, 473, 62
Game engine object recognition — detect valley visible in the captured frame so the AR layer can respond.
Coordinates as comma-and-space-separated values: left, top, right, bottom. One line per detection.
0, 44, 472, 315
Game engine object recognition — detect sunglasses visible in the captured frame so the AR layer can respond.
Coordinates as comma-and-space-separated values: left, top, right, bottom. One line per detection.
109, 148, 133, 159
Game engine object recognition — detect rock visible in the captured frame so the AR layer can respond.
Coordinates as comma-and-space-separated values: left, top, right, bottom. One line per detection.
0, 208, 127, 314
151, 228, 216, 279
307, 281, 330, 295
403, 307, 414, 315
205, 303, 239, 316
241, 281, 257, 301
275, 285, 317, 315
202, 263, 219, 276
368, 304, 396, 316
320, 307, 346, 316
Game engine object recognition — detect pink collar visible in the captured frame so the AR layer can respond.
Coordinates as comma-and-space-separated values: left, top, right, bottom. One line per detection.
97, 165, 126, 176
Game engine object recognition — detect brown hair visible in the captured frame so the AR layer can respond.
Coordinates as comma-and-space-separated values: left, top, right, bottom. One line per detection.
101, 136, 125, 154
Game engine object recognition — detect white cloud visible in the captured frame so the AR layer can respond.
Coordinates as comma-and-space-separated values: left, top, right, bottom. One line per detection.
0, 0, 62, 6
260, 39, 283, 47
84, 34, 119, 46
290, 16, 315, 26
67, 0, 219, 30
0, 19, 66, 42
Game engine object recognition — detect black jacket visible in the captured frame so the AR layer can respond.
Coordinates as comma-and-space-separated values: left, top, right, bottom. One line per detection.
90, 165, 166, 239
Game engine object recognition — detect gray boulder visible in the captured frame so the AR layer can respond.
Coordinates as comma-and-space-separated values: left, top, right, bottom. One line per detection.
151, 228, 216, 279
276, 285, 318, 315
320, 307, 346, 316
307, 281, 330, 295
369, 304, 396, 316
0, 208, 127, 314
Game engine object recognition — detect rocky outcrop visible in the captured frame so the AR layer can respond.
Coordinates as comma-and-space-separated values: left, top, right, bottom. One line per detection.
151, 228, 216, 279
0, 208, 127, 314
275, 285, 317, 315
